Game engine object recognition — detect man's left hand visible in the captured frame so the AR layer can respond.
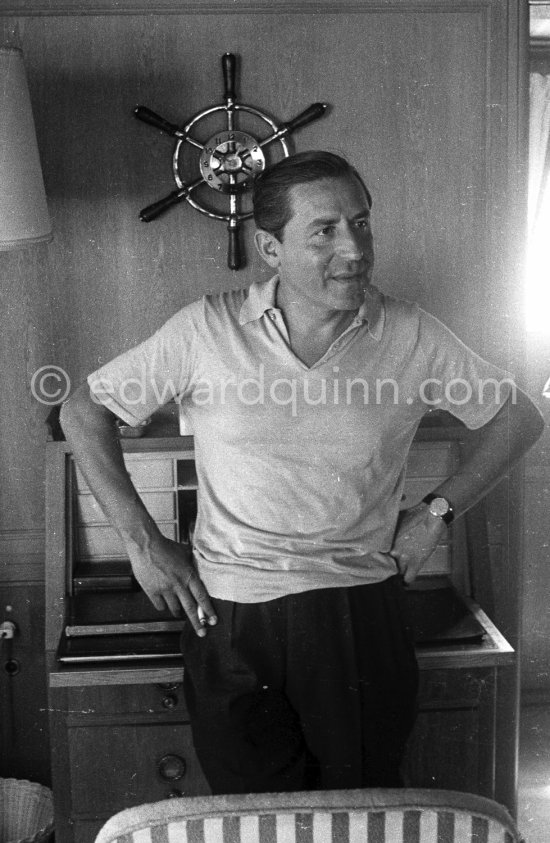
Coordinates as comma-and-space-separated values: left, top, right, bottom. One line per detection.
390, 504, 447, 584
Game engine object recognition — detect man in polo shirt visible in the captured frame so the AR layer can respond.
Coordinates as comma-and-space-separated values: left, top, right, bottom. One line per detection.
60, 151, 543, 795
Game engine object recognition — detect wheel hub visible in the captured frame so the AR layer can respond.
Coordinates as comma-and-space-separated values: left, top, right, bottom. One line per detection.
200, 131, 265, 193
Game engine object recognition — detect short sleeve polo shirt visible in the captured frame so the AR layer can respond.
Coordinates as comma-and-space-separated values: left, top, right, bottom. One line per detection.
88, 277, 514, 602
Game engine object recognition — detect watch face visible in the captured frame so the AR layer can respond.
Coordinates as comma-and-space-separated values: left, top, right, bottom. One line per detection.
429, 497, 450, 517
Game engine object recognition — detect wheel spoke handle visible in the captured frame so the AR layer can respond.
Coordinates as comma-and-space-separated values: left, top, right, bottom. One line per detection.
227, 218, 241, 270
222, 53, 237, 103
140, 177, 203, 221
134, 106, 184, 139
260, 102, 328, 149
284, 102, 328, 133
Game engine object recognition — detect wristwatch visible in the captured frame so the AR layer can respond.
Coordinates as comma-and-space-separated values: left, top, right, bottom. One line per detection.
422, 493, 454, 525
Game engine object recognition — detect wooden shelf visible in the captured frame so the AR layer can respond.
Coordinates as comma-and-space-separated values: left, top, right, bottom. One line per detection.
47, 597, 514, 690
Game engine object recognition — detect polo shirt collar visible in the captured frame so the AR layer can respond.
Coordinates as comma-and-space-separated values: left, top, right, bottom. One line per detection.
239, 275, 280, 325
239, 275, 385, 341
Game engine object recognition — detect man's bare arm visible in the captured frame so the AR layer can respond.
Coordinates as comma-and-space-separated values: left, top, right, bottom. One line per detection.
391, 388, 544, 583
59, 384, 217, 634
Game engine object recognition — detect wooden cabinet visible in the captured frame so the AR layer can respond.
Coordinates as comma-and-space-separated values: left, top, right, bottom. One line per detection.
48, 679, 209, 843
46, 416, 516, 843
47, 657, 508, 843
47, 666, 500, 843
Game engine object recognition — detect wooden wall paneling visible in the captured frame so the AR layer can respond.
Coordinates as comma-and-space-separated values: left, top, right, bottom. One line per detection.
12, 4, 520, 379
0, 245, 55, 533
0, 0, 526, 807
485, 1, 528, 813
522, 466, 550, 692
521, 36, 550, 698
0, 0, 527, 14
0, 530, 45, 582
0, 583, 51, 785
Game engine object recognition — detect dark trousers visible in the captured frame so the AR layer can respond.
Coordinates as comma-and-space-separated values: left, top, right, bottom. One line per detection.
181, 575, 418, 795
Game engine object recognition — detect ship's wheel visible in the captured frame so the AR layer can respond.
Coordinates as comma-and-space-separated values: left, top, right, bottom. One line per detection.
134, 53, 328, 269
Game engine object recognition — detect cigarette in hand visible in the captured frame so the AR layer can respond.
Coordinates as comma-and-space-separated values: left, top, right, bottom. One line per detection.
197, 606, 207, 626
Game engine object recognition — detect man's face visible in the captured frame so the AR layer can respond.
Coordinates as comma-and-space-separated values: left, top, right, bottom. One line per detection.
259, 175, 374, 313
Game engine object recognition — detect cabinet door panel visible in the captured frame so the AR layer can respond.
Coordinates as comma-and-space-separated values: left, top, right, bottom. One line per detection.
403, 708, 481, 792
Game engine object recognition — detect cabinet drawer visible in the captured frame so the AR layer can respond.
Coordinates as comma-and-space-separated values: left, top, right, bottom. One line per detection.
402, 478, 450, 507
77, 491, 177, 525
66, 683, 187, 718
405, 443, 455, 478
77, 521, 177, 559
68, 722, 209, 814
417, 669, 492, 708
125, 458, 176, 489
416, 543, 450, 576
75, 458, 176, 492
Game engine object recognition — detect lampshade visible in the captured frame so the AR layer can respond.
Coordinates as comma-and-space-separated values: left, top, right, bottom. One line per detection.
0, 47, 52, 250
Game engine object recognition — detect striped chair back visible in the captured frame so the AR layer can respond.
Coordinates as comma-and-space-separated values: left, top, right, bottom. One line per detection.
94, 789, 523, 843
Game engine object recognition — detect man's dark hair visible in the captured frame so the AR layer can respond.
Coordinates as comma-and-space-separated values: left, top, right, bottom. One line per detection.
252, 150, 372, 242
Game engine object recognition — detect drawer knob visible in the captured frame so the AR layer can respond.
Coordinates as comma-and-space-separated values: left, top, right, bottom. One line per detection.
162, 693, 178, 709
158, 754, 186, 782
